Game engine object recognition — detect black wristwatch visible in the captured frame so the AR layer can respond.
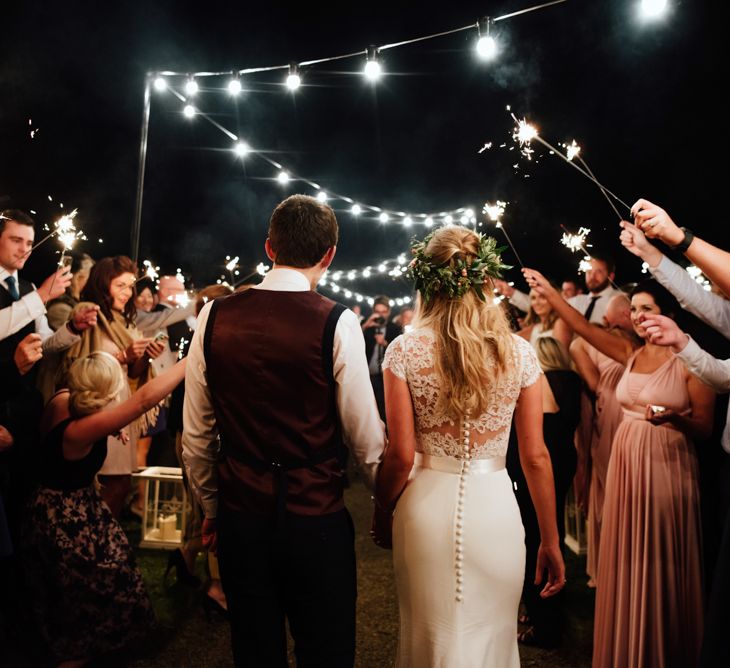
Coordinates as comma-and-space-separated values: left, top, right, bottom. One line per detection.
671, 227, 695, 253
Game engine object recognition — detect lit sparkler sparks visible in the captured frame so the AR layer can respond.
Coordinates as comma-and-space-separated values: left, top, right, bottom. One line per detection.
483, 201, 507, 223
142, 260, 160, 282
563, 140, 581, 162
578, 256, 593, 274
478, 142, 493, 154
225, 256, 240, 273
512, 117, 537, 160
560, 227, 592, 253
256, 262, 270, 276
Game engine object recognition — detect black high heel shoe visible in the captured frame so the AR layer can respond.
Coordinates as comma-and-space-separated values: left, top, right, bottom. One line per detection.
202, 593, 229, 621
164, 548, 200, 587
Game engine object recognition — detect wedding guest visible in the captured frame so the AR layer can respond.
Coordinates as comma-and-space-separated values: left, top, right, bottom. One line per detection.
183, 195, 385, 666
525, 269, 714, 667
374, 227, 564, 666
46, 253, 95, 331
569, 293, 638, 584
22, 352, 185, 666
516, 336, 580, 648
362, 296, 402, 420
61, 256, 165, 518
517, 288, 568, 349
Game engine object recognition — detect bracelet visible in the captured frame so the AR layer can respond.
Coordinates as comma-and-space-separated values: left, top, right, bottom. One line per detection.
670, 227, 694, 253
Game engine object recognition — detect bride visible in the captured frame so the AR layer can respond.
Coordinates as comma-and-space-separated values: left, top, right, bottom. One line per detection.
373, 226, 565, 667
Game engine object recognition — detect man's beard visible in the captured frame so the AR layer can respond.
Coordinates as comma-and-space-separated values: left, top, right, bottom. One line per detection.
588, 278, 610, 294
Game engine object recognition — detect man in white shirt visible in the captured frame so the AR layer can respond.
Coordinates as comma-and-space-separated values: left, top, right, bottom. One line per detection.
183, 195, 385, 667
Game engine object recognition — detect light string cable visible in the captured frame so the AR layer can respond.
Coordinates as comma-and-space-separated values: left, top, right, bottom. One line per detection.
155, 1, 568, 78
166, 84, 479, 226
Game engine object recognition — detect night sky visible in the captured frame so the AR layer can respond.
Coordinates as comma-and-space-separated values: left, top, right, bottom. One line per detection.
1, 0, 726, 300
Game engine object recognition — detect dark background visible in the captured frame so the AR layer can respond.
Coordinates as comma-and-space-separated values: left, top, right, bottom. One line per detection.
0, 0, 725, 298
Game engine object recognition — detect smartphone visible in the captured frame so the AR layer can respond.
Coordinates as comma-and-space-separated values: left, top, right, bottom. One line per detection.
153, 331, 169, 342
650, 405, 667, 414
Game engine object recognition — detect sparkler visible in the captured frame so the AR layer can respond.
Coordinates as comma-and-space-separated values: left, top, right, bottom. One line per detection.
224, 255, 240, 283
482, 200, 524, 267
560, 226, 592, 253
509, 113, 632, 214
561, 139, 623, 221
142, 260, 160, 282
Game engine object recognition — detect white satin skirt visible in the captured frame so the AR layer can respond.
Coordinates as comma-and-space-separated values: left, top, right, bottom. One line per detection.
393, 454, 525, 668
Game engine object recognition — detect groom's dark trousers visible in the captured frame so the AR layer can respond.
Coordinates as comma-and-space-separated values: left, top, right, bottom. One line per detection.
217, 507, 356, 667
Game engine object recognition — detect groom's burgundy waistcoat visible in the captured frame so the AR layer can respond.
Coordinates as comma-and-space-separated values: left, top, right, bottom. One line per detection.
204, 288, 346, 517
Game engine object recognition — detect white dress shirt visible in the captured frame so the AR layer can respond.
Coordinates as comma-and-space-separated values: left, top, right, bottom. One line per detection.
138, 302, 196, 377
509, 285, 621, 325
0, 270, 79, 352
651, 254, 730, 452
182, 267, 386, 519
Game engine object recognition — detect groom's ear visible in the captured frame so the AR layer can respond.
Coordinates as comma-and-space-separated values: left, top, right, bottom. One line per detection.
320, 246, 337, 269
264, 238, 276, 262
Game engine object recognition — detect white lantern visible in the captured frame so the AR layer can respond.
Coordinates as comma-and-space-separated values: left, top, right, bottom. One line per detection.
132, 466, 190, 549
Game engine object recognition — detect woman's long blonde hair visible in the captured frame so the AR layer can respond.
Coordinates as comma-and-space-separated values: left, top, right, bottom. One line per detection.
67, 352, 126, 418
413, 226, 515, 419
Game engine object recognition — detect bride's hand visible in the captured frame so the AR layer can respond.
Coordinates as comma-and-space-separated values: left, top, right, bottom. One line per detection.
535, 542, 566, 598
370, 506, 393, 550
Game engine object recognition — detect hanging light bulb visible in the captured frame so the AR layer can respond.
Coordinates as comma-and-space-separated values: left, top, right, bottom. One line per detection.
228, 75, 242, 95
277, 170, 290, 185
444, 214, 453, 225
351, 204, 362, 215
286, 63, 301, 90
185, 77, 199, 96
476, 17, 498, 60
402, 216, 412, 227
234, 141, 250, 157
316, 191, 328, 202
153, 76, 167, 92
379, 213, 389, 223
183, 104, 195, 118
639, 0, 669, 19
364, 46, 382, 81
425, 217, 434, 227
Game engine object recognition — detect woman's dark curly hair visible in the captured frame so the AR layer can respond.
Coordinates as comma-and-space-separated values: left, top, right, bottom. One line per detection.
82, 256, 138, 326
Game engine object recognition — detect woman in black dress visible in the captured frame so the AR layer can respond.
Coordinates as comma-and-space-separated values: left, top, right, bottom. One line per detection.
22, 351, 186, 666
517, 336, 581, 647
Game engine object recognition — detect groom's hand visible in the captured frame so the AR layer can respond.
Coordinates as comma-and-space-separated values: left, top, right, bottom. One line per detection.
370, 507, 393, 550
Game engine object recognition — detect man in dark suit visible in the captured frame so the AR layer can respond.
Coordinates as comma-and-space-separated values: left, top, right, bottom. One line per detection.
182, 195, 385, 667
362, 295, 402, 421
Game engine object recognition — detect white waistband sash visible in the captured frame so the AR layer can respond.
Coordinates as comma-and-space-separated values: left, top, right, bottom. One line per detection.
414, 452, 506, 475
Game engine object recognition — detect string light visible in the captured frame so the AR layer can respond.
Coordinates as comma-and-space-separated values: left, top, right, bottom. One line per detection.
234, 141, 250, 157
183, 104, 195, 118
425, 217, 434, 227
153, 76, 167, 92
379, 213, 389, 223
351, 204, 362, 215
227, 76, 242, 95
364, 46, 382, 81
277, 170, 290, 185
639, 0, 669, 20
184, 77, 198, 96
316, 191, 328, 203
476, 17, 498, 60
286, 63, 301, 90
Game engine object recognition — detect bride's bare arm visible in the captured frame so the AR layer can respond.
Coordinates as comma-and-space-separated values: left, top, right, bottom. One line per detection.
375, 368, 418, 512
514, 380, 566, 598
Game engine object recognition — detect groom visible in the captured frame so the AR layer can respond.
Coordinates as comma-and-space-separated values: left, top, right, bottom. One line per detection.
182, 195, 385, 667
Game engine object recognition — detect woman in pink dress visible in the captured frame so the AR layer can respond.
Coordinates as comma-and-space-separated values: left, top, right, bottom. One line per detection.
525, 271, 715, 668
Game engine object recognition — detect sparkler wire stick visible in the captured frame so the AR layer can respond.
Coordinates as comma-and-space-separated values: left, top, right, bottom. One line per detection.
532, 134, 632, 212
576, 156, 623, 221
497, 225, 525, 269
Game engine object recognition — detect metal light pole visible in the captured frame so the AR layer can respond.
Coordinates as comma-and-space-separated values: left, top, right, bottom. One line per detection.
131, 73, 152, 264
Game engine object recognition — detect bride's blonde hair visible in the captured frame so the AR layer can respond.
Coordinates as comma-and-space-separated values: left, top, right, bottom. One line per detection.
67, 352, 126, 418
413, 226, 515, 419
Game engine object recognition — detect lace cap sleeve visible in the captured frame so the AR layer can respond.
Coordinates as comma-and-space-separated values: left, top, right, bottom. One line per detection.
515, 335, 542, 388
382, 334, 407, 381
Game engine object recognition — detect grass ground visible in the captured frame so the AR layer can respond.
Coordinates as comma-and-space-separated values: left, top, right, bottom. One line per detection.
1, 480, 593, 666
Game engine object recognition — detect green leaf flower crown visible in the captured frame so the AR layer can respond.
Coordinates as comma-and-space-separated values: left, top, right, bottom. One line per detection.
407, 231, 511, 303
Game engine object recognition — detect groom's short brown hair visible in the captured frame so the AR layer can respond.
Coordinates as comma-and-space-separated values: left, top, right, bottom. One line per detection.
268, 195, 338, 268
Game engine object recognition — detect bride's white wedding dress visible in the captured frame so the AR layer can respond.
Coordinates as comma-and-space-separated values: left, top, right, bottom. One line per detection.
383, 329, 541, 667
